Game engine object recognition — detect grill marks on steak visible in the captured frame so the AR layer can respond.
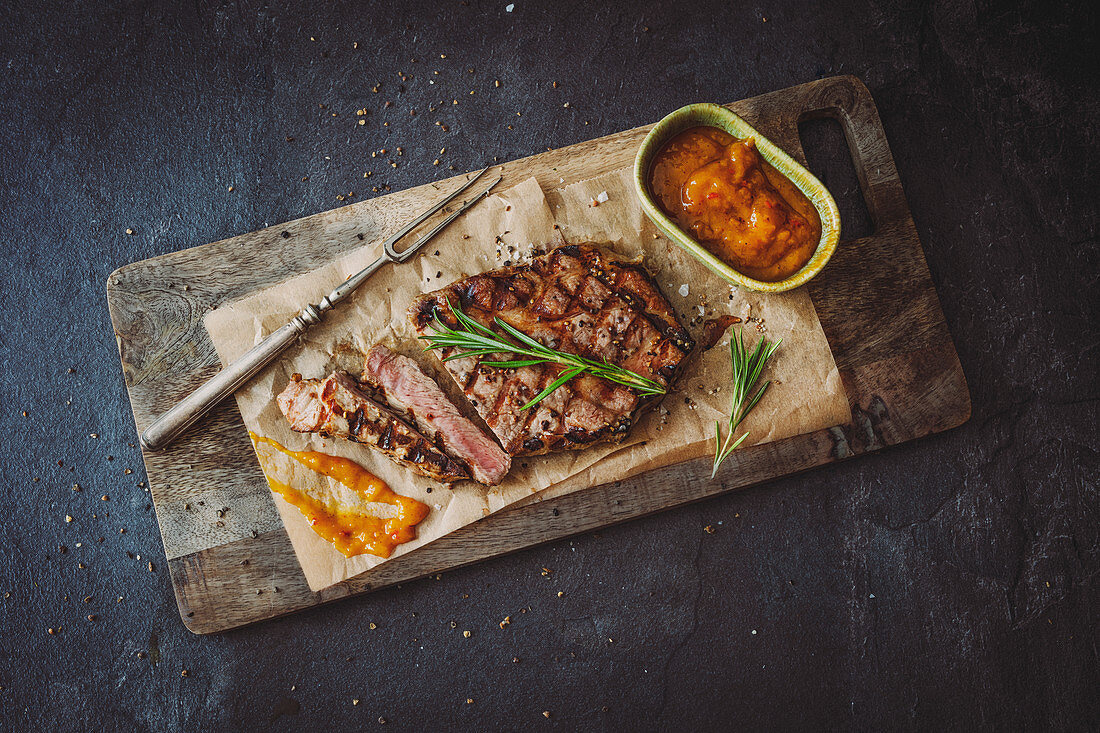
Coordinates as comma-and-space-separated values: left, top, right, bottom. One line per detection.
362, 345, 511, 486
410, 243, 694, 456
276, 371, 470, 483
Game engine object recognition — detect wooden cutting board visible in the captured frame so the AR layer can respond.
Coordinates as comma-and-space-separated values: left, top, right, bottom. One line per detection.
107, 76, 969, 633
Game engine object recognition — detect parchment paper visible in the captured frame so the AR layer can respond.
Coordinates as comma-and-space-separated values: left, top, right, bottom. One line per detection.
204, 170, 851, 591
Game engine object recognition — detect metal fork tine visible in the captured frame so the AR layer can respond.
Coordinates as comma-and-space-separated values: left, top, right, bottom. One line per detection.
395, 175, 503, 261
383, 166, 489, 258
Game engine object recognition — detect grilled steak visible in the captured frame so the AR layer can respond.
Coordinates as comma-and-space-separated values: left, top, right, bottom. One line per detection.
409, 243, 694, 456
276, 371, 470, 483
363, 345, 512, 485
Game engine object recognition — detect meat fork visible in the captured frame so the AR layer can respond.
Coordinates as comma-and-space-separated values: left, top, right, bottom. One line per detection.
140, 167, 501, 451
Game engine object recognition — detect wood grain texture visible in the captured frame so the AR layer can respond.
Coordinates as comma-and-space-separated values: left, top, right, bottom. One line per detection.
106, 76, 970, 634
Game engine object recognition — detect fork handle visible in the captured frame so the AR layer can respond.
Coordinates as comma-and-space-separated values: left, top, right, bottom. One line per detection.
140, 313, 313, 451
140, 254, 395, 450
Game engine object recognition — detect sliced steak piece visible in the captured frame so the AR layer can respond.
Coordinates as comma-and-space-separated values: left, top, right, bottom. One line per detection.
362, 345, 512, 485
409, 243, 695, 456
276, 371, 469, 483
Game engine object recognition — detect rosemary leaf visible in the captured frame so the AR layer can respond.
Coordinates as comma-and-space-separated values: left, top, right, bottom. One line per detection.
481, 358, 547, 369
521, 365, 586, 411
493, 318, 549, 352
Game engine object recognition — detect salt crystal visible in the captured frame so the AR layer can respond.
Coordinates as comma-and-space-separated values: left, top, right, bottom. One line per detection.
678, 283, 689, 297
505, 3, 514, 11
595, 190, 609, 203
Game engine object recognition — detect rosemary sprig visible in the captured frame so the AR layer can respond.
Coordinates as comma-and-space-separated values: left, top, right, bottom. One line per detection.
712, 327, 782, 478
420, 300, 667, 410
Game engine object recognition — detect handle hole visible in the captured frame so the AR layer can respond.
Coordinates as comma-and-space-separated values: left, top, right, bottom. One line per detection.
798, 117, 874, 240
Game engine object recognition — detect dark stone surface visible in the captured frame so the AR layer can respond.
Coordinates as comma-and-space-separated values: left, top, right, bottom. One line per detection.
1, 0, 1096, 730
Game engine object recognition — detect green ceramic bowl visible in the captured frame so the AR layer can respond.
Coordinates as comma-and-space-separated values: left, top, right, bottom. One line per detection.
633, 103, 841, 292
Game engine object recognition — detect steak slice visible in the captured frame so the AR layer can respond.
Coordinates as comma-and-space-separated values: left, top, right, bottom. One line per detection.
409, 243, 694, 456
362, 345, 512, 485
276, 371, 469, 483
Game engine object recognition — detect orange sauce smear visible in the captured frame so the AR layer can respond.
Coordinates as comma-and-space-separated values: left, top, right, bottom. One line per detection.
649, 126, 822, 282
249, 433, 430, 559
